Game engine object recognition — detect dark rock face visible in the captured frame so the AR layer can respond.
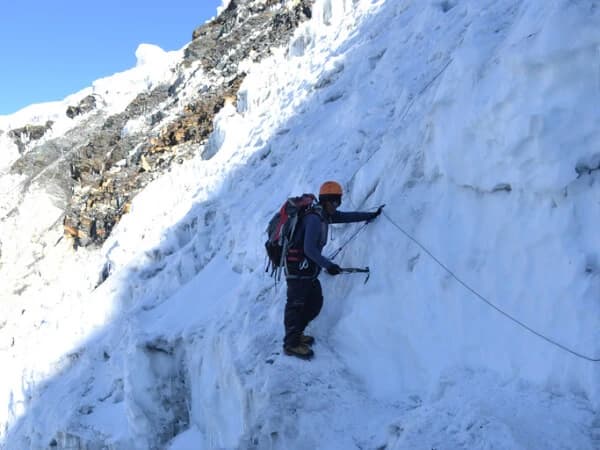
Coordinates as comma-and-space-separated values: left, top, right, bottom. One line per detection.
147, 74, 246, 154
66, 95, 97, 118
8, 121, 54, 154
8, 0, 314, 249
186, 0, 313, 74
63, 87, 171, 247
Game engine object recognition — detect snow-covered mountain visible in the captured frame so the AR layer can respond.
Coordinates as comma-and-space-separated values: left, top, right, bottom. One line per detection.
1, 0, 599, 449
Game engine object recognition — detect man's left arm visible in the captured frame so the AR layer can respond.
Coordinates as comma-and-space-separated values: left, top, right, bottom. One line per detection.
330, 205, 384, 224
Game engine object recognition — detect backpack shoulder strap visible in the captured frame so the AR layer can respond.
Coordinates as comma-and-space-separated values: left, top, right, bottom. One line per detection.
303, 204, 326, 221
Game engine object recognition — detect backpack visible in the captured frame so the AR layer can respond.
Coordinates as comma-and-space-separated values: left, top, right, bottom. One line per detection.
265, 193, 316, 279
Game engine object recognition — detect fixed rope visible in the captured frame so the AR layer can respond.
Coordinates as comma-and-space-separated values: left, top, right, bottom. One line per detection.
381, 210, 600, 363
328, 221, 369, 260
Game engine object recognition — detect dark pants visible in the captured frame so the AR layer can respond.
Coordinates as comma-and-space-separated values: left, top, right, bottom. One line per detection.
283, 278, 323, 347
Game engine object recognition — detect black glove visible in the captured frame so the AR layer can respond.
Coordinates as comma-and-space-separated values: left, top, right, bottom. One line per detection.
326, 263, 342, 275
367, 204, 385, 223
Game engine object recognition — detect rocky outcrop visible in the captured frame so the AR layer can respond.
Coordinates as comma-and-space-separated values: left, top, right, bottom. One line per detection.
66, 95, 97, 118
62, 74, 245, 247
148, 74, 246, 153
7, 0, 314, 248
59, 2, 314, 248
62, 86, 171, 247
8, 121, 54, 154
186, 0, 313, 74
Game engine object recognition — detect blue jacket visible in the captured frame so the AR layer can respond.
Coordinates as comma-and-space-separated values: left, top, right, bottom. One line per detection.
285, 206, 375, 279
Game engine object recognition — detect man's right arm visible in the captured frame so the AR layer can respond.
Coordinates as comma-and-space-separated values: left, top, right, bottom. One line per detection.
303, 214, 334, 269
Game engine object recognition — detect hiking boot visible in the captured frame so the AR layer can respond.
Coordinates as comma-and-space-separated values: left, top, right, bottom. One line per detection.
300, 334, 315, 346
283, 343, 314, 360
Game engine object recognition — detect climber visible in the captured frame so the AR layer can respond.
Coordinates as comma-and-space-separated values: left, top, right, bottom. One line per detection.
282, 180, 383, 359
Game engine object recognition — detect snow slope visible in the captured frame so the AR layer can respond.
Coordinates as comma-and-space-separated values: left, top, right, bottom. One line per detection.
1, 0, 599, 448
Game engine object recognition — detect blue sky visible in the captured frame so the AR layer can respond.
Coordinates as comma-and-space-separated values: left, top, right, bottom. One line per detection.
0, 0, 223, 115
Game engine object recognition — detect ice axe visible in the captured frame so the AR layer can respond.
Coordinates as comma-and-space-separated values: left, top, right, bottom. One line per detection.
340, 266, 370, 284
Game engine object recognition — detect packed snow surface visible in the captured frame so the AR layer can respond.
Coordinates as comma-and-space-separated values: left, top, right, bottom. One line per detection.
1, 0, 599, 449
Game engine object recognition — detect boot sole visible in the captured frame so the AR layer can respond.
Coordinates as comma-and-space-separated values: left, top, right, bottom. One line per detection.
283, 348, 314, 360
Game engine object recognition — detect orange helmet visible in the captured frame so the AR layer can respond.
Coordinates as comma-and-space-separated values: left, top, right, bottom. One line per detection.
319, 181, 343, 196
